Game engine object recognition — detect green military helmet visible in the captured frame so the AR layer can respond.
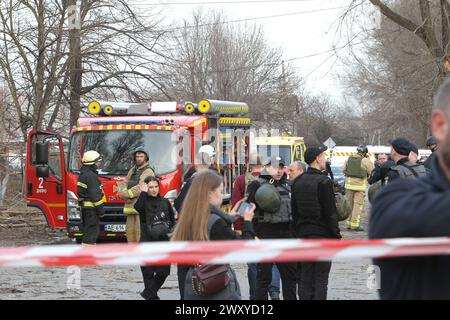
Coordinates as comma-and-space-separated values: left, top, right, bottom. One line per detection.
335, 193, 351, 221
368, 180, 382, 204
255, 183, 281, 213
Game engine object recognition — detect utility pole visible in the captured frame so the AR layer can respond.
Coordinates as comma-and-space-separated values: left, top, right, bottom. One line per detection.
280, 60, 290, 135
68, 0, 82, 128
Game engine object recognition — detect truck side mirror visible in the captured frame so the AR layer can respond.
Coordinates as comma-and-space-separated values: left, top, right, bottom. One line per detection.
36, 165, 50, 178
36, 141, 49, 165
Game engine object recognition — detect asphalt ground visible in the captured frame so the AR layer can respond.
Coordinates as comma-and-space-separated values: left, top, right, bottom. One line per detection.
0, 207, 378, 300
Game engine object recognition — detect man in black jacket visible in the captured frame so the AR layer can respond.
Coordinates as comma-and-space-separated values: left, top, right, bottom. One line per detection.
369, 153, 389, 185
77, 151, 105, 246
370, 76, 450, 299
247, 156, 297, 300
291, 146, 341, 300
386, 138, 427, 181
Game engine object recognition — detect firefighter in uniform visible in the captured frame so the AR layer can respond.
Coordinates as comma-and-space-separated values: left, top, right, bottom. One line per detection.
118, 147, 155, 243
77, 151, 105, 246
342, 145, 374, 231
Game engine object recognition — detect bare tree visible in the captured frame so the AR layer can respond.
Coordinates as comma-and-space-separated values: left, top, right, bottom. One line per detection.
337, 0, 448, 145
159, 9, 305, 133
367, 0, 450, 79
343, 0, 450, 79
0, 0, 169, 139
75, 0, 171, 126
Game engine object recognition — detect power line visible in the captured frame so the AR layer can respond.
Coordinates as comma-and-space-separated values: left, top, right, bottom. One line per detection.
158, 6, 348, 32
300, 28, 403, 79
130, 0, 318, 5
158, 27, 403, 75
170, 28, 404, 75
134, 0, 319, 5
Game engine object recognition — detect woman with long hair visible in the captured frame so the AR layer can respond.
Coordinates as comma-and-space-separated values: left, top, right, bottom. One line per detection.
134, 176, 175, 300
171, 170, 255, 300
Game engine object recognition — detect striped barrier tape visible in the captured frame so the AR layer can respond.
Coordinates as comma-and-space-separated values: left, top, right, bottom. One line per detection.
1, 237, 450, 268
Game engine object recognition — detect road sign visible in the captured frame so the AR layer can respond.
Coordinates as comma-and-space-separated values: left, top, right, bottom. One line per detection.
323, 137, 336, 149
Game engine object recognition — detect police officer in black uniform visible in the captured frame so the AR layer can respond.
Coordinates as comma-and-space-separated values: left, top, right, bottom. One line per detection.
291, 146, 341, 300
247, 156, 297, 300
77, 151, 105, 246
386, 138, 427, 181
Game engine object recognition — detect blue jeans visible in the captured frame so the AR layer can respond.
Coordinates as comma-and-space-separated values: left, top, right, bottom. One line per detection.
248, 263, 280, 300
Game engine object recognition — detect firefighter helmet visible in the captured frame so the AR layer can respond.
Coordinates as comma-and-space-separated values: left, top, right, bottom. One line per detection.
198, 145, 216, 158
133, 146, 149, 161
255, 183, 281, 213
357, 145, 368, 155
82, 151, 102, 165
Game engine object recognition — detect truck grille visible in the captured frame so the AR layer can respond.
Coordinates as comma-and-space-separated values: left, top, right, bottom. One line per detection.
99, 204, 126, 223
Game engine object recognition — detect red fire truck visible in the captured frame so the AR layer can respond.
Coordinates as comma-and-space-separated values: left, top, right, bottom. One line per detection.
26, 100, 252, 243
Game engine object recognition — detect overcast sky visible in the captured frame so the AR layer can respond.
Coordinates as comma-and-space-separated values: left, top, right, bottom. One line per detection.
131, 0, 374, 103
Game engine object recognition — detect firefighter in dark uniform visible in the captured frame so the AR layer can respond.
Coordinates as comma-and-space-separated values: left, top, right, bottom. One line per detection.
247, 156, 297, 300
77, 151, 105, 246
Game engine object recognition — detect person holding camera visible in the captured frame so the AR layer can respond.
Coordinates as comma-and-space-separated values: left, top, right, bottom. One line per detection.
134, 176, 175, 300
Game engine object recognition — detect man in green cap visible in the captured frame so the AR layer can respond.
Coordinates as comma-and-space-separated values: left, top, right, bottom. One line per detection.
247, 156, 297, 300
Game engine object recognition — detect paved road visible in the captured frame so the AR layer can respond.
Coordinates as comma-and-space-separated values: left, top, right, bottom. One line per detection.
0, 260, 378, 300
0, 226, 378, 300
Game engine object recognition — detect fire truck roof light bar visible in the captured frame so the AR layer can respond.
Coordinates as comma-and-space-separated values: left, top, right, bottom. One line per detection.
86, 99, 249, 117
151, 101, 177, 113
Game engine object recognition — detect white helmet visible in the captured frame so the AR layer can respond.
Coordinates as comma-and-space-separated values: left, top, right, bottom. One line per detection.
82, 150, 102, 165
198, 145, 216, 158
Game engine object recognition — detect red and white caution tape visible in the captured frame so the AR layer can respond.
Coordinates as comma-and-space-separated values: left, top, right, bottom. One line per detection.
1, 238, 450, 268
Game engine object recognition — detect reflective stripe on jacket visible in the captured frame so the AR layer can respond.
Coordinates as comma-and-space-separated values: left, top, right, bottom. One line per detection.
77, 165, 105, 211
343, 156, 374, 191
123, 162, 155, 215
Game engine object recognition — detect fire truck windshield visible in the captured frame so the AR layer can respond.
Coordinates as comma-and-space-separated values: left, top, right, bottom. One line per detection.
69, 130, 177, 175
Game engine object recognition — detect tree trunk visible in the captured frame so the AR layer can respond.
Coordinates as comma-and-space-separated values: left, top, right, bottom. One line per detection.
68, 0, 82, 128
0, 145, 8, 206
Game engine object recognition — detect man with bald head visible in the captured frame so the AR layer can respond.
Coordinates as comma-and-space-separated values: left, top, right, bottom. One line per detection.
369, 76, 450, 299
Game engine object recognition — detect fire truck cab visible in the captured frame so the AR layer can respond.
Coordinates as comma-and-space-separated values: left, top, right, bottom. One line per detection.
26, 100, 252, 242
